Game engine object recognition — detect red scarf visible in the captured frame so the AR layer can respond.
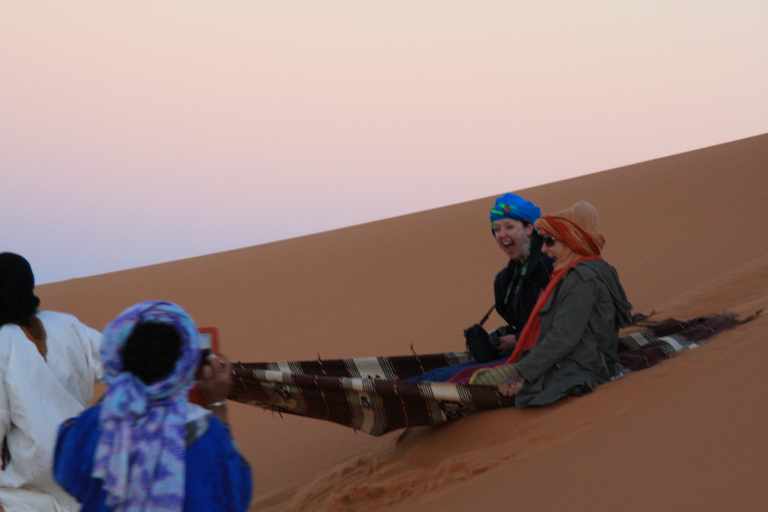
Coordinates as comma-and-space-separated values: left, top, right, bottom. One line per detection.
505, 254, 602, 364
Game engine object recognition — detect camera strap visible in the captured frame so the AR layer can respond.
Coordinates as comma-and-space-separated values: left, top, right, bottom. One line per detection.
478, 304, 495, 326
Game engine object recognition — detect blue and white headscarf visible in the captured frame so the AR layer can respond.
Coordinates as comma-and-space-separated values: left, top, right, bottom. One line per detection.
93, 301, 201, 512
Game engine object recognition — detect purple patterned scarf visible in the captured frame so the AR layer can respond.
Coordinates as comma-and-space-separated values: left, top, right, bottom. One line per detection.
93, 301, 201, 512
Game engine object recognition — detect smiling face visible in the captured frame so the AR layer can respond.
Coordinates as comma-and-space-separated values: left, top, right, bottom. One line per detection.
540, 234, 565, 262
541, 234, 578, 270
492, 219, 533, 262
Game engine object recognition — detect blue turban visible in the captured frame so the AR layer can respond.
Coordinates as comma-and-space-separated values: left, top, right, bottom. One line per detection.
490, 193, 541, 228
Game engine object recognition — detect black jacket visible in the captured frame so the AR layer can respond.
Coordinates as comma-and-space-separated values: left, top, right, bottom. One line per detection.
493, 235, 553, 335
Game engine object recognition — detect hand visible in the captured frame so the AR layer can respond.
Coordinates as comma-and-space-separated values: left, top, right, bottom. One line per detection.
498, 370, 525, 397
200, 352, 233, 424
497, 334, 517, 352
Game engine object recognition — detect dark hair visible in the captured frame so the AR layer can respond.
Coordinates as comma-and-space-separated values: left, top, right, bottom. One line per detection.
122, 322, 183, 385
0, 252, 40, 327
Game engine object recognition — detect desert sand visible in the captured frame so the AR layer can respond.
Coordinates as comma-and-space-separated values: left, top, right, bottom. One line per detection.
37, 133, 768, 511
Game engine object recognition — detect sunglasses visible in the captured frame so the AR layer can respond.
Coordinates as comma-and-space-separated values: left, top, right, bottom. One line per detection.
541, 235, 557, 247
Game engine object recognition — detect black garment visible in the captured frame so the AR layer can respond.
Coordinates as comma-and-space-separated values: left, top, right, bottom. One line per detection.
493, 235, 553, 336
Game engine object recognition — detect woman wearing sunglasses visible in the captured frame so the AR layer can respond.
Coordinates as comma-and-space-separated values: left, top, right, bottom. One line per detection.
453, 201, 633, 408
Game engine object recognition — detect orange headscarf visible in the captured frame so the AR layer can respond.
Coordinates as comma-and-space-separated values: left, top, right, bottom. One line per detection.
534, 201, 605, 257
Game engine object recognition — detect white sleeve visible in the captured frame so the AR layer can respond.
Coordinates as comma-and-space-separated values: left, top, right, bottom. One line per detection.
76, 321, 105, 384
0, 331, 12, 440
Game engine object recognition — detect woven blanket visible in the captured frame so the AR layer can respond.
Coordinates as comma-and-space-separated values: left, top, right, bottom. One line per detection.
229, 313, 757, 435
616, 312, 758, 371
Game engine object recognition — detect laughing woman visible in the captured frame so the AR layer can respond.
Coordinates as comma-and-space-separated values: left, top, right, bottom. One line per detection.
407, 193, 552, 382
459, 201, 633, 407
485, 193, 554, 356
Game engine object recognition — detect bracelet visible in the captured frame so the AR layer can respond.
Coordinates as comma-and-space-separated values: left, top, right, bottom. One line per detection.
208, 401, 226, 408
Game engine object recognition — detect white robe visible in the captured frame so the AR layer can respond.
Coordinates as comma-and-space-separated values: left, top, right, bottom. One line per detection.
0, 311, 103, 512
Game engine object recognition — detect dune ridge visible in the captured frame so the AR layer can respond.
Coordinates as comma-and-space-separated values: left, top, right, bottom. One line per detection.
35, 133, 768, 511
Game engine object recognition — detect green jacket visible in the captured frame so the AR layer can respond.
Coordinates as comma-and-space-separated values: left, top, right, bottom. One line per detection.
514, 259, 633, 407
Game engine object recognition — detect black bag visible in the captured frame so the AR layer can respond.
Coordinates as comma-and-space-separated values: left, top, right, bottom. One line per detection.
464, 323, 501, 363
464, 305, 501, 363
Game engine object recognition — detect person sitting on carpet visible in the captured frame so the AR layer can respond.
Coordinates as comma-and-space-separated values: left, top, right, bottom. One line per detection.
408, 193, 553, 381
457, 201, 633, 407
483, 193, 554, 356
0, 252, 104, 512
53, 300, 252, 512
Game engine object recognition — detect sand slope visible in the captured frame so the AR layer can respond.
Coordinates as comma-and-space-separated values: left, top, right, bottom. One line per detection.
267, 256, 768, 512
36, 133, 768, 511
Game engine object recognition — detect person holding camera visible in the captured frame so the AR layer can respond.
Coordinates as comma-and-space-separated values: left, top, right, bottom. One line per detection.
54, 301, 252, 512
463, 193, 554, 363
410, 193, 553, 382
480, 193, 554, 358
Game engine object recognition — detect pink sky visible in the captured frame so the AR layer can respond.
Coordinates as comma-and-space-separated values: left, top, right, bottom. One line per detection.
2, 1, 767, 284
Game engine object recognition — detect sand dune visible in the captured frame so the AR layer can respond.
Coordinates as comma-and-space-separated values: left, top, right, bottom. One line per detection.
262, 255, 768, 512
37, 133, 768, 511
